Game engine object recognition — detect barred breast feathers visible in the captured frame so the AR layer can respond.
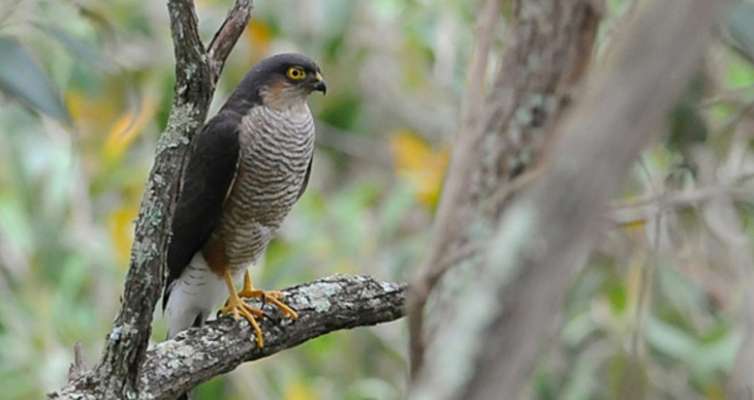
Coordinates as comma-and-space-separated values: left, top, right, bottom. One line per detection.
218, 103, 315, 268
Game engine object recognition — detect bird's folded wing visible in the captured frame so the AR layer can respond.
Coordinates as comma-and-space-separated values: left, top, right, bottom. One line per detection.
164, 113, 241, 308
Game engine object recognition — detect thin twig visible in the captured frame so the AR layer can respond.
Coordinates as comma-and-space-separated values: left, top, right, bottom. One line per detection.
698, 85, 754, 108
627, 157, 661, 393
611, 171, 754, 210
67, 343, 88, 383
610, 172, 754, 225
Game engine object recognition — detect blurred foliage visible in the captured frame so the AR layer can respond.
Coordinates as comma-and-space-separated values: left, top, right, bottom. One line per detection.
0, 0, 753, 399
0, 36, 70, 123
389, 130, 447, 208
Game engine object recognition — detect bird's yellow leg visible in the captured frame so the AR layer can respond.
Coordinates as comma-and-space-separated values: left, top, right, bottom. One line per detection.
219, 270, 266, 347
238, 270, 299, 320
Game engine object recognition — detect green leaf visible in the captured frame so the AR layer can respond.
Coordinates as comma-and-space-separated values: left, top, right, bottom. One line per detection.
0, 36, 70, 123
726, 1, 754, 64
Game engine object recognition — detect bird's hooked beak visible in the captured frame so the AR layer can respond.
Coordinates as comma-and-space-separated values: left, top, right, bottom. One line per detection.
312, 71, 327, 95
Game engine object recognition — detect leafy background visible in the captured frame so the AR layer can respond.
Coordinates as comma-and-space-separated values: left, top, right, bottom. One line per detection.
0, 0, 753, 399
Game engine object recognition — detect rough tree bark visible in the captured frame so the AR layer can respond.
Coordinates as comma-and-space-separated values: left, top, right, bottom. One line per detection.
409, 0, 727, 399
408, 0, 602, 375
48, 1, 404, 398
51, 276, 405, 400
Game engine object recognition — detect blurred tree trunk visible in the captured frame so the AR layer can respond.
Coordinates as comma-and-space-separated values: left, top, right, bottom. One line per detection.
409, 0, 727, 399
408, 0, 602, 373
409, 0, 603, 377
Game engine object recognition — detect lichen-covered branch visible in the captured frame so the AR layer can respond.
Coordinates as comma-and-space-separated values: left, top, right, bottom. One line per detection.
167, 0, 211, 106
94, 0, 211, 393
140, 275, 405, 400
49, 275, 405, 400
50, 1, 254, 399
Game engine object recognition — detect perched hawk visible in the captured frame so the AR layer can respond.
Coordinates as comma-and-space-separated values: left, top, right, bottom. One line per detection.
163, 53, 326, 345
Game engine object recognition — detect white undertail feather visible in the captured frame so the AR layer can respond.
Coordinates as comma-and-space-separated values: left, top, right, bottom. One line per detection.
164, 253, 243, 338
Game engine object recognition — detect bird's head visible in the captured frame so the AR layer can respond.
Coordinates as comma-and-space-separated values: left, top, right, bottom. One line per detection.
236, 53, 326, 110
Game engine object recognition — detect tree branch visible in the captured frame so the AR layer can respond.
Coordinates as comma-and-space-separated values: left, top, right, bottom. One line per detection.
207, 0, 254, 83
50, 1, 254, 398
49, 275, 405, 400
609, 173, 754, 226
168, 0, 211, 105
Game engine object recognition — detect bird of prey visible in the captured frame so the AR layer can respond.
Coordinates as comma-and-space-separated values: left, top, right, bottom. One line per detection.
163, 53, 326, 346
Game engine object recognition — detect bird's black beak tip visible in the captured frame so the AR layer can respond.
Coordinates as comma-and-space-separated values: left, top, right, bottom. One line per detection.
312, 72, 327, 95
314, 81, 327, 95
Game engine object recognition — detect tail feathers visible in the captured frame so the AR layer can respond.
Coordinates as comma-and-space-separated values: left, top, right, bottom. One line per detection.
165, 281, 210, 339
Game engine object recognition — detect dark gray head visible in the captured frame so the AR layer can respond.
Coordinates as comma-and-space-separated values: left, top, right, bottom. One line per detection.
227, 53, 326, 111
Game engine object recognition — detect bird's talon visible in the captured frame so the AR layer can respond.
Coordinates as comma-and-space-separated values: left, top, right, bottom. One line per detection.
239, 290, 298, 320
219, 292, 266, 347
242, 302, 269, 318
238, 271, 298, 320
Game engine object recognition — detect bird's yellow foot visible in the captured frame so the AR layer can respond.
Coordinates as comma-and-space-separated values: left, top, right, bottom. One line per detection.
238, 271, 299, 320
220, 271, 267, 347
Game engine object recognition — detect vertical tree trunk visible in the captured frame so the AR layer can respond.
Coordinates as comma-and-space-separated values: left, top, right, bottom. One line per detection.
409, 0, 602, 377
410, 0, 727, 398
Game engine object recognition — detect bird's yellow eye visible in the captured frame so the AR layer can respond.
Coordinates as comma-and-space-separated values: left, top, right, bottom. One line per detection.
287, 66, 306, 80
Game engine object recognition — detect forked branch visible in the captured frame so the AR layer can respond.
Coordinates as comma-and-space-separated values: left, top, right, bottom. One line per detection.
50, 1, 254, 398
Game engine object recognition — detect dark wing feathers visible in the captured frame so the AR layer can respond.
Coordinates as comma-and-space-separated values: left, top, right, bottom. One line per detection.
163, 113, 240, 308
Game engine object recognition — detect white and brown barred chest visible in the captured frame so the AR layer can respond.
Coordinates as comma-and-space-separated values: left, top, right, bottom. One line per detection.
215, 103, 315, 269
